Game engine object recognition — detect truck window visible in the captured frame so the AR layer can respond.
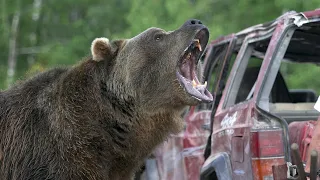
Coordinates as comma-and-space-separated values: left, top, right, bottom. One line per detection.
263, 23, 320, 122
204, 43, 235, 93
224, 37, 271, 108
280, 62, 319, 101
235, 57, 262, 104
202, 39, 237, 110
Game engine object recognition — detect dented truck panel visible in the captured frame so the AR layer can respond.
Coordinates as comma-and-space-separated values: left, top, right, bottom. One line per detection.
149, 109, 212, 180
211, 103, 254, 180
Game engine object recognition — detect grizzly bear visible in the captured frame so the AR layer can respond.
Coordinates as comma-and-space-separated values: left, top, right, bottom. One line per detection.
0, 19, 212, 180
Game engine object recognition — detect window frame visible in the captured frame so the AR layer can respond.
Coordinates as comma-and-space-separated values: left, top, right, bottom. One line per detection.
222, 31, 275, 109
256, 26, 296, 111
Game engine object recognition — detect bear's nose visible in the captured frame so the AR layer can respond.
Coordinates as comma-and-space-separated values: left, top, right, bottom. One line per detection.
184, 19, 203, 26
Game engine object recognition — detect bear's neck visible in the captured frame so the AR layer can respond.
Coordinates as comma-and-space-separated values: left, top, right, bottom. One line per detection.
99, 78, 184, 158
132, 110, 184, 150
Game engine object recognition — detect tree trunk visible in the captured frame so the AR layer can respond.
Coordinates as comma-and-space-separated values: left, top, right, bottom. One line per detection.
7, 3, 21, 88
27, 0, 42, 66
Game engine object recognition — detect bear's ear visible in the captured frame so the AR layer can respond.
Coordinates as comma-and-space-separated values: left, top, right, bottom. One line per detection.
91, 37, 112, 62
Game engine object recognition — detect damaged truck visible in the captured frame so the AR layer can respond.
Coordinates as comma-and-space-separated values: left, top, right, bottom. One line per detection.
140, 9, 320, 180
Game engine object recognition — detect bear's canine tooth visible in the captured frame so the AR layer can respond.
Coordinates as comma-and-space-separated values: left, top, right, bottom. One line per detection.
200, 81, 207, 88
202, 81, 207, 88
197, 81, 207, 88
192, 79, 197, 87
193, 39, 202, 51
197, 44, 202, 51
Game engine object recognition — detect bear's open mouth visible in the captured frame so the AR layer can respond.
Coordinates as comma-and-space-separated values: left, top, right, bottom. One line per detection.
176, 29, 213, 102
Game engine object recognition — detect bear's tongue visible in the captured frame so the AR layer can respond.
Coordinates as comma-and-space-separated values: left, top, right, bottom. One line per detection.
177, 44, 213, 102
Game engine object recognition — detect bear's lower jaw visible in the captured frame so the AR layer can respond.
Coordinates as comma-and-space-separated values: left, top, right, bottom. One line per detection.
176, 71, 213, 102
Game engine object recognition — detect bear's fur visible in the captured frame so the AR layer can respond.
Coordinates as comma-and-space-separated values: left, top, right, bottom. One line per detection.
0, 20, 211, 180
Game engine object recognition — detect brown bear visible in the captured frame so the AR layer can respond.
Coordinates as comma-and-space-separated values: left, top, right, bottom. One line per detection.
0, 19, 212, 180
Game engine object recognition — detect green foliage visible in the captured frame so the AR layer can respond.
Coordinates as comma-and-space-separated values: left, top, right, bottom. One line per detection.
0, 0, 319, 94
281, 62, 320, 94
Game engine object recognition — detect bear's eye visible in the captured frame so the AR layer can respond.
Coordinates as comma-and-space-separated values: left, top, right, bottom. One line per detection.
154, 34, 164, 41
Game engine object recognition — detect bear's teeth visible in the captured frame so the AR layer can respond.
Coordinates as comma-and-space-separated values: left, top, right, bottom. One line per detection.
187, 52, 191, 59
192, 80, 207, 88
182, 53, 191, 64
193, 39, 202, 52
192, 79, 197, 87
203, 81, 207, 88
197, 44, 202, 51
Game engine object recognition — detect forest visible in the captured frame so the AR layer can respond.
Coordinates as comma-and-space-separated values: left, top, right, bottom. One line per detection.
1, 0, 319, 93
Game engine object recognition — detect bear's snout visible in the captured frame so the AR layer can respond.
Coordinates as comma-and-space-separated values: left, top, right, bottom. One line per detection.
184, 19, 203, 26
180, 19, 205, 29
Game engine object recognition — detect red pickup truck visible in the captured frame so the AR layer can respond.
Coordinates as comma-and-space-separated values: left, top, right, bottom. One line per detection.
200, 9, 320, 180
140, 9, 320, 180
